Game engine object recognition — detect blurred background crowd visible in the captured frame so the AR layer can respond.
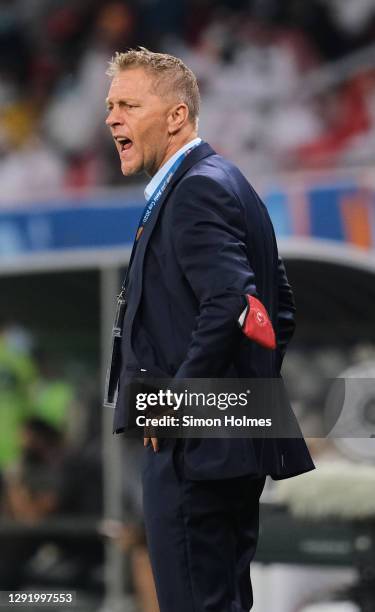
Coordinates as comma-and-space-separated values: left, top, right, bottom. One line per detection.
0, 0, 375, 203
1, 0, 375, 611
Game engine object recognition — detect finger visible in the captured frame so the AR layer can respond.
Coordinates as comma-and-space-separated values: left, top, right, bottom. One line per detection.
144, 437, 150, 447
151, 437, 159, 452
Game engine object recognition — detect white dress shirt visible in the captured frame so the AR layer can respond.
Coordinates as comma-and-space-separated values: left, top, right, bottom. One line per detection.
144, 137, 202, 201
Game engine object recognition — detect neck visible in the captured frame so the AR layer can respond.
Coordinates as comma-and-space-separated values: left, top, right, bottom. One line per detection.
150, 131, 198, 177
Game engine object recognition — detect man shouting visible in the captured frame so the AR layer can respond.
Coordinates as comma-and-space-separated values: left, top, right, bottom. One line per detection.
104, 47, 314, 612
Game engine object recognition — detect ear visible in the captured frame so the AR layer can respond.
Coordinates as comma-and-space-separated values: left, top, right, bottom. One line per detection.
167, 102, 189, 135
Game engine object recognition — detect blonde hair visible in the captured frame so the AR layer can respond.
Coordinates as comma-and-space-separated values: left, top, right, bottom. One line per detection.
107, 47, 200, 127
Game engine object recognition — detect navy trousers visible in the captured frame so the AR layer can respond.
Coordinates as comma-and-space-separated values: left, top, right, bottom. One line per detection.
142, 439, 266, 612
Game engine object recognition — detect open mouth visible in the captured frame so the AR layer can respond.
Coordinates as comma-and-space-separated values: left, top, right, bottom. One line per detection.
115, 136, 133, 152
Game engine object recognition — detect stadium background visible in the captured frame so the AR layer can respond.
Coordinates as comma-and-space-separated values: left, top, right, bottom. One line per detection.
1, 0, 375, 611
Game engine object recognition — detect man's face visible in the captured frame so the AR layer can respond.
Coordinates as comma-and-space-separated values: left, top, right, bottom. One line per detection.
106, 67, 172, 177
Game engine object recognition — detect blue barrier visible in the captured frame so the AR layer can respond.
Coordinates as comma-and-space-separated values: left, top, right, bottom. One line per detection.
0, 179, 373, 257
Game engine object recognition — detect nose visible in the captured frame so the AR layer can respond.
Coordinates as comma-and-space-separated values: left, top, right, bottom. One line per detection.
106, 107, 123, 128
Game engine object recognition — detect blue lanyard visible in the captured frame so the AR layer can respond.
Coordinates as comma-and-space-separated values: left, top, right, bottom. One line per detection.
119, 141, 200, 298
135, 142, 200, 241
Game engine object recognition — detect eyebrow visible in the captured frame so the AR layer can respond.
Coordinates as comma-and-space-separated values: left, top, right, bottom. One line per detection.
105, 97, 139, 106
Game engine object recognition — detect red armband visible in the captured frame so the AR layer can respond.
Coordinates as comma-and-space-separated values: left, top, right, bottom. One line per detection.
238, 295, 276, 350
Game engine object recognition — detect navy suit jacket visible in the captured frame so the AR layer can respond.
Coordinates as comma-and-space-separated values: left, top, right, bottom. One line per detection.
113, 142, 315, 480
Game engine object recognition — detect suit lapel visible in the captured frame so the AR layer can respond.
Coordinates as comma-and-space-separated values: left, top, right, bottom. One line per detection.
126, 142, 215, 319
134, 142, 215, 267
129, 142, 215, 278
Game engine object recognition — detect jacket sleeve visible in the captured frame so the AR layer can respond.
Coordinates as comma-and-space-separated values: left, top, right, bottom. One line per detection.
276, 256, 296, 368
171, 175, 257, 378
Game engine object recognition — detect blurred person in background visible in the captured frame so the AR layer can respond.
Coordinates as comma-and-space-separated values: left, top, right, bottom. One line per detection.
0, 416, 103, 589
1, 0, 375, 201
0, 319, 37, 470
0, 418, 65, 589
106, 438, 159, 612
44, 1, 137, 189
31, 348, 75, 434
0, 320, 77, 471
116, 521, 159, 612
0, 0, 65, 204
4, 418, 64, 523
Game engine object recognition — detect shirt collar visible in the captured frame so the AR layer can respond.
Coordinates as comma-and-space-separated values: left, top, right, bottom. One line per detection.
144, 137, 202, 201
